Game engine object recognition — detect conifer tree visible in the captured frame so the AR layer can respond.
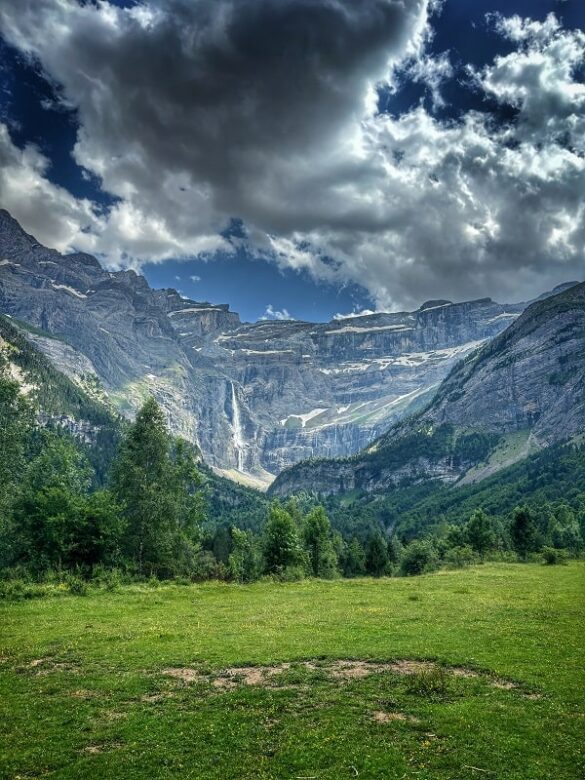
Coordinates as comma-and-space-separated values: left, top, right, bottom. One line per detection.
111, 397, 203, 576
263, 502, 307, 576
303, 505, 339, 578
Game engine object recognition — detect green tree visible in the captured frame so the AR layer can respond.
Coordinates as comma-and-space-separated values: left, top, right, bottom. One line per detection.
342, 537, 366, 577
465, 509, 495, 559
73, 490, 125, 572
303, 505, 339, 578
228, 527, 262, 583
12, 433, 92, 573
0, 369, 33, 515
111, 397, 203, 576
263, 502, 307, 577
510, 506, 539, 561
366, 532, 389, 577
400, 540, 439, 576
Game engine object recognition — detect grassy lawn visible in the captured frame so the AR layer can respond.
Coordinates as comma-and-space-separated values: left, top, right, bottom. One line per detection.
1, 563, 584, 779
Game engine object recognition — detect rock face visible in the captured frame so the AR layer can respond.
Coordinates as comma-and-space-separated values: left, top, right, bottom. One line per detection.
270, 283, 585, 496
0, 209, 559, 485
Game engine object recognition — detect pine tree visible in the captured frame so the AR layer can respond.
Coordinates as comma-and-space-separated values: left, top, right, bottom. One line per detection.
302, 505, 339, 579
343, 537, 366, 577
366, 531, 389, 577
111, 397, 203, 576
510, 506, 538, 561
263, 502, 307, 576
466, 509, 495, 559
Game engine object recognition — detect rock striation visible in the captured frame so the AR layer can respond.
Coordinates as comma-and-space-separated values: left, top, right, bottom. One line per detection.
270, 283, 585, 496
1, 209, 569, 486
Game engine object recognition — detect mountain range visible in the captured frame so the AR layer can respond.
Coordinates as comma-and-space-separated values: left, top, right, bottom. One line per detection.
271, 282, 585, 496
0, 209, 581, 493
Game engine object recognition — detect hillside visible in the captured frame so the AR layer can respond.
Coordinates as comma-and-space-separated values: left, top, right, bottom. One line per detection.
0, 314, 123, 481
271, 282, 585, 496
1, 210, 531, 482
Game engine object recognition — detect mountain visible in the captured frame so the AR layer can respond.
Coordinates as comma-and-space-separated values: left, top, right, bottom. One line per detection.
270, 282, 585, 496
0, 209, 562, 486
0, 313, 122, 482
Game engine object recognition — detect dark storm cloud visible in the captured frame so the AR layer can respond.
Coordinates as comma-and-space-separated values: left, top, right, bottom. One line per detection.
0, 1, 583, 309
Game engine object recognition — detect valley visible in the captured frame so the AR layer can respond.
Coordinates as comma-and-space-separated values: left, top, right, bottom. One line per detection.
0, 210, 533, 486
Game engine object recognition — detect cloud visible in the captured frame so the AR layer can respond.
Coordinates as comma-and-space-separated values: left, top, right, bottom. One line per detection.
189, 274, 201, 283
0, 123, 103, 252
333, 309, 379, 320
261, 305, 294, 321
0, 3, 583, 307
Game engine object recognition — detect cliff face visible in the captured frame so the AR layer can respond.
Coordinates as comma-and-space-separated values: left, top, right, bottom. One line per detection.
270, 283, 585, 496
2, 209, 563, 485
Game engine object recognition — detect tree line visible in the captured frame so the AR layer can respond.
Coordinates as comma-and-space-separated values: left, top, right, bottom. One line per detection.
1, 370, 583, 587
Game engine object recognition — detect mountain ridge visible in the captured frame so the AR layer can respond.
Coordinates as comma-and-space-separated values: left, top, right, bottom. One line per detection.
270, 282, 585, 496
0, 209, 576, 484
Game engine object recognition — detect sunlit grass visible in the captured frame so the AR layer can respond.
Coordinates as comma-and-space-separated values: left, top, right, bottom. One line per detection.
1, 563, 583, 779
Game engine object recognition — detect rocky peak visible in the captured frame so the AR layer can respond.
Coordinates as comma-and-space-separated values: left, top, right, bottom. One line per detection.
270, 282, 585, 496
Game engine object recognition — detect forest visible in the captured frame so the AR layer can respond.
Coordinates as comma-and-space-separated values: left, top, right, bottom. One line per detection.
1, 342, 583, 595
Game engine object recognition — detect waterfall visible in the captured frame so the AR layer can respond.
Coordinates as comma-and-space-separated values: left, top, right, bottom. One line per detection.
230, 381, 245, 471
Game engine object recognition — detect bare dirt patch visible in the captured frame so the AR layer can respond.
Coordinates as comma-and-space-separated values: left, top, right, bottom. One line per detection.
372, 711, 420, 724
161, 659, 536, 700
24, 657, 78, 675
163, 667, 205, 684
69, 689, 100, 699
449, 667, 480, 678
491, 679, 518, 690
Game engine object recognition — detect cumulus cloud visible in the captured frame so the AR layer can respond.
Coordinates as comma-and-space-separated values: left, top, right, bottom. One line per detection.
0, 123, 103, 252
261, 305, 294, 321
0, 2, 583, 307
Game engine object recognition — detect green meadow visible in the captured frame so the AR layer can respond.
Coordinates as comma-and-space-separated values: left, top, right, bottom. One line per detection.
1, 563, 584, 779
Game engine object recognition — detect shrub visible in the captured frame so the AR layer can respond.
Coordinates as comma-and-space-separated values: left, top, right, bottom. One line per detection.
542, 546, 570, 565
400, 540, 439, 576
65, 574, 88, 596
443, 545, 479, 570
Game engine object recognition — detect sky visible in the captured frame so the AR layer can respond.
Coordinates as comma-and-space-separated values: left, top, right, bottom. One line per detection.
0, 0, 583, 323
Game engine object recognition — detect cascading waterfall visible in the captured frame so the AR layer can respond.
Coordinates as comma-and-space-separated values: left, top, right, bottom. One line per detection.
230, 381, 245, 471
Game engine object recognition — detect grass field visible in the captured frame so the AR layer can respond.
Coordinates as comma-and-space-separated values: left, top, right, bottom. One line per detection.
1, 563, 584, 779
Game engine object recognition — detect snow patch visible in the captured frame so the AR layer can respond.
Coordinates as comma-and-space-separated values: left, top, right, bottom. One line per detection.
325, 324, 413, 335
51, 283, 87, 299
281, 408, 327, 428
169, 307, 222, 317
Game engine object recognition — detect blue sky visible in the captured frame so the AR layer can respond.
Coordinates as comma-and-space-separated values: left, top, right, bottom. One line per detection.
0, 0, 583, 321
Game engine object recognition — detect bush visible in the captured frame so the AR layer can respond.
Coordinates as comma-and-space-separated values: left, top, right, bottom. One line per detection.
542, 546, 570, 565
400, 540, 439, 576
276, 564, 307, 582
443, 545, 479, 570
93, 566, 123, 591
0, 579, 44, 601
190, 550, 220, 582
65, 574, 88, 596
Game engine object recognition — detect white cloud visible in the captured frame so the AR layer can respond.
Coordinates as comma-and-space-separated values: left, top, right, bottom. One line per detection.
0, 123, 103, 252
189, 274, 201, 283
261, 305, 294, 321
333, 309, 379, 320
0, 3, 583, 308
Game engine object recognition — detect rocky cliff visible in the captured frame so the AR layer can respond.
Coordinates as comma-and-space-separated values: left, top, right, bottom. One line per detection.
270, 283, 585, 496
0, 209, 561, 486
